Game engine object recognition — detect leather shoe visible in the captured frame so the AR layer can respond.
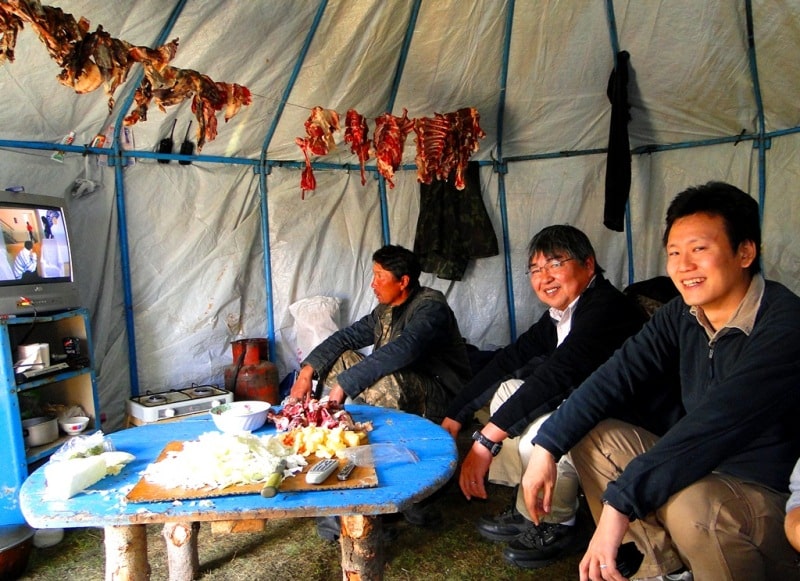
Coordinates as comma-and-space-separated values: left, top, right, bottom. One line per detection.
402, 502, 443, 528
503, 520, 587, 569
476, 505, 528, 542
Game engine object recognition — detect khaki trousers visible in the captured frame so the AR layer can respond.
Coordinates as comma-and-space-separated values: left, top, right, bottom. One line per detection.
487, 379, 580, 524
571, 419, 800, 580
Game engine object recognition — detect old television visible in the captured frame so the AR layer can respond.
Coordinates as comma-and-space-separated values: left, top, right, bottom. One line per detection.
0, 191, 80, 315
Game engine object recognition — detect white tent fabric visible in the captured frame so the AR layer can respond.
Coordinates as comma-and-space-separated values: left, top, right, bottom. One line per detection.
1, 0, 799, 430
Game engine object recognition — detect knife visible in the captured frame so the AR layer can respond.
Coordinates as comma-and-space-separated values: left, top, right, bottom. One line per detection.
260, 459, 287, 498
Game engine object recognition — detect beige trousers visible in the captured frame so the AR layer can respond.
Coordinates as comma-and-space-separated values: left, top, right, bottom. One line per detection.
571, 419, 800, 580
487, 379, 580, 524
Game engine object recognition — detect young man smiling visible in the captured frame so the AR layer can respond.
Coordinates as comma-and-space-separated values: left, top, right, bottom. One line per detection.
523, 182, 800, 580
441, 225, 651, 569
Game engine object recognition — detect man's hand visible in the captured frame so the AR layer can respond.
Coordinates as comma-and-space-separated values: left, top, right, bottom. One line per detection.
459, 443, 493, 500
785, 505, 800, 552
521, 444, 558, 524
441, 417, 461, 439
327, 384, 346, 406
579, 504, 630, 581
289, 365, 315, 400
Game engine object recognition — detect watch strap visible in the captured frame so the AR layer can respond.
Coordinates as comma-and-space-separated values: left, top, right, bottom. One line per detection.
472, 430, 502, 456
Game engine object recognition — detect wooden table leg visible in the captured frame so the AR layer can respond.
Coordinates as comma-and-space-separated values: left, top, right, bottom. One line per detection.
162, 522, 200, 581
339, 514, 384, 580
104, 524, 150, 581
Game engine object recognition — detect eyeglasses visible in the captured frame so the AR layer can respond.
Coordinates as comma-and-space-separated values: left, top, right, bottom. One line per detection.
526, 257, 575, 277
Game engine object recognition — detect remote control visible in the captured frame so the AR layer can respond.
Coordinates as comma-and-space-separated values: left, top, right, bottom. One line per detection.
337, 461, 356, 481
305, 458, 339, 484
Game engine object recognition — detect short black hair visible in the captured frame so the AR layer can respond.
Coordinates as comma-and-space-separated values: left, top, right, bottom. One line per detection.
527, 225, 604, 274
24, 240, 33, 250
372, 245, 422, 288
663, 181, 761, 275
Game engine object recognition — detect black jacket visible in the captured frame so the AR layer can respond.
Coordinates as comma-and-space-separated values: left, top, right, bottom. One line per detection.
303, 287, 472, 399
446, 275, 648, 436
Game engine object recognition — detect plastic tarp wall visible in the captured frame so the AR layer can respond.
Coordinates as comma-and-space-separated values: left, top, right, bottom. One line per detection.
0, 1, 799, 431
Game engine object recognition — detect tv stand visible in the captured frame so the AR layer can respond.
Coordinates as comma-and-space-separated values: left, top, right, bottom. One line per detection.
0, 307, 101, 525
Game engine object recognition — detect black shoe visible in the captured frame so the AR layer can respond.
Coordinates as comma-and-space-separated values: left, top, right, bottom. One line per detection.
402, 502, 443, 528
315, 516, 399, 543
476, 505, 529, 542
503, 520, 586, 569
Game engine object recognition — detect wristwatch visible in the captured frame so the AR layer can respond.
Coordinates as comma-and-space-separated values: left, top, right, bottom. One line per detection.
472, 430, 503, 456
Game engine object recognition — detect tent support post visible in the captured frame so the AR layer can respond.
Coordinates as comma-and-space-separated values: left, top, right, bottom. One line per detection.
495, 0, 516, 341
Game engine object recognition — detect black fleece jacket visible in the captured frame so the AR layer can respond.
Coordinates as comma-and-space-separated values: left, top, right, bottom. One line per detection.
445, 275, 648, 436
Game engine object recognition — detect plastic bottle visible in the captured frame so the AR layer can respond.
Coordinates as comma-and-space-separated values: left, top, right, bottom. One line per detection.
51, 131, 76, 162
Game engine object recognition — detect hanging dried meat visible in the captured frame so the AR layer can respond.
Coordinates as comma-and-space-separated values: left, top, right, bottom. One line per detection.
295, 106, 340, 196
413, 112, 451, 185
0, 0, 252, 150
372, 108, 414, 188
413, 107, 485, 190
124, 46, 252, 151
343, 109, 371, 186
0, 9, 24, 63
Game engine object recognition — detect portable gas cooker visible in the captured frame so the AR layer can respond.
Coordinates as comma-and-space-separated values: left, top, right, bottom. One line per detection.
126, 384, 233, 423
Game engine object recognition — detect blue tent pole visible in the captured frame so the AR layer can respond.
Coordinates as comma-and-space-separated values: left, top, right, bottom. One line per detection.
604, 0, 635, 285
744, 0, 768, 235
495, 0, 516, 340
259, 0, 329, 361
374, 0, 422, 244
107, 0, 189, 396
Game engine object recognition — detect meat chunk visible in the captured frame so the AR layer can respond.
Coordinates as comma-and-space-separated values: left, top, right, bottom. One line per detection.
295, 107, 341, 196
413, 107, 485, 190
372, 108, 414, 188
344, 109, 372, 186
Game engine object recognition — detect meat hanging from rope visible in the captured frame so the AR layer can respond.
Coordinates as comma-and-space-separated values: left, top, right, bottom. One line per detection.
295, 106, 341, 196
0, 1, 252, 149
413, 107, 486, 190
344, 109, 371, 186
372, 108, 414, 188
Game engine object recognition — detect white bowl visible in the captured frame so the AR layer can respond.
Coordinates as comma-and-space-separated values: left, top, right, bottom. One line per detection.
58, 416, 90, 435
209, 401, 271, 433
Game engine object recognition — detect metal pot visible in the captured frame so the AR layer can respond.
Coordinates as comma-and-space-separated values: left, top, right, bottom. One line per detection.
22, 416, 58, 447
0, 524, 34, 580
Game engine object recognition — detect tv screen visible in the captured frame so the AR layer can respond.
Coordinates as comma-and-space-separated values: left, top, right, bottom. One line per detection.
0, 192, 80, 315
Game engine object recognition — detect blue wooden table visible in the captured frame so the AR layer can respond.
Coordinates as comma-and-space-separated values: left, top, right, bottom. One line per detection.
20, 405, 457, 580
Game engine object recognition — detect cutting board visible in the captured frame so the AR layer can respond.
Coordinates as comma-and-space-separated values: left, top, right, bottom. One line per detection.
126, 440, 378, 503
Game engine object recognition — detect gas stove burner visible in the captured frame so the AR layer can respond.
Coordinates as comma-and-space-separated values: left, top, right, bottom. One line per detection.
187, 385, 214, 397
127, 384, 233, 424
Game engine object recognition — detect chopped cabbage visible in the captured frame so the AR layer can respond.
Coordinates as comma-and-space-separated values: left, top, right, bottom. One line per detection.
143, 432, 306, 490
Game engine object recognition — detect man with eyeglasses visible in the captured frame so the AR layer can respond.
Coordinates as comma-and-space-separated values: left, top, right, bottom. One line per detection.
441, 224, 652, 569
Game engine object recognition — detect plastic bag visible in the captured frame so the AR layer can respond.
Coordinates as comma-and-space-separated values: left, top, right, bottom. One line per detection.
339, 443, 419, 467
288, 296, 341, 365
49, 430, 115, 462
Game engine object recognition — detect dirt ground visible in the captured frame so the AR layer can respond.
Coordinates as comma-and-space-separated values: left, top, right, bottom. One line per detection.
19, 432, 589, 580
